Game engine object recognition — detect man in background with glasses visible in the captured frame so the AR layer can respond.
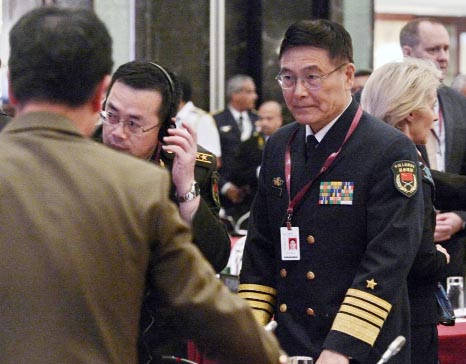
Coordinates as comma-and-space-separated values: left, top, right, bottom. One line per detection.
92, 60, 231, 361
239, 19, 423, 364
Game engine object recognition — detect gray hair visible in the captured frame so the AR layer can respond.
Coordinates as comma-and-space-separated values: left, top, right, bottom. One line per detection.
361, 58, 441, 128
226, 74, 254, 99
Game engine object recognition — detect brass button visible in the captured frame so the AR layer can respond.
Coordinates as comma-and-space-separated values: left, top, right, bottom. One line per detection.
279, 303, 287, 313
307, 235, 315, 244
306, 271, 316, 280
306, 308, 315, 316
280, 268, 287, 278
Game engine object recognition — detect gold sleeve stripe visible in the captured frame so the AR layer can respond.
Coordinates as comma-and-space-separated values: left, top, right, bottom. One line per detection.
238, 283, 277, 296
331, 312, 380, 346
343, 297, 388, 319
237, 291, 277, 305
240, 299, 274, 312
339, 305, 384, 327
251, 309, 273, 326
347, 288, 392, 312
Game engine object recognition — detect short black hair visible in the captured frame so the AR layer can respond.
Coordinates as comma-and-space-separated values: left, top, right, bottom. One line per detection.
105, 61, 181, 141
9, 6, 113, 107
279, 19, 354, 64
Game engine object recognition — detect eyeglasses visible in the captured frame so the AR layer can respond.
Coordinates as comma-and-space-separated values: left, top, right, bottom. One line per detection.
275, 63, 348, 91
100, 111, 159, 135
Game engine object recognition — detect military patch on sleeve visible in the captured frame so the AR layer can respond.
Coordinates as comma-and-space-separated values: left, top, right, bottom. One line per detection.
391, 160, 418, 197
211, 171, 221, 208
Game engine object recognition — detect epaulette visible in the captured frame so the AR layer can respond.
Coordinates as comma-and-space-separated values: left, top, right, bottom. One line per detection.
196, 151, 214, 165
160, 148, 214, 166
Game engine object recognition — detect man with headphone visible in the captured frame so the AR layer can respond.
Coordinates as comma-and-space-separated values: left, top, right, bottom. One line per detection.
92, 60, 231, 362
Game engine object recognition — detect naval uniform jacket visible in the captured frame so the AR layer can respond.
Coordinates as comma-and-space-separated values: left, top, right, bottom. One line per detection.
408, 159, 447, 328
239, 100, 423, 364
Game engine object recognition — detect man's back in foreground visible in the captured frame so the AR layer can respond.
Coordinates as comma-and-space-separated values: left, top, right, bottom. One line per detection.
0, 113, 176, 363
1, 6, 286, 364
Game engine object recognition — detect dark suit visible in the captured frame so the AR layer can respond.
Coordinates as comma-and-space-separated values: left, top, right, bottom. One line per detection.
214, 108, 257, 219
432, 169, 466, 210
418, 85, 466, 278
0, 112, 284, 364
239, 100, 423, 364
230, 131, 266, 218
408, 159, 447, 364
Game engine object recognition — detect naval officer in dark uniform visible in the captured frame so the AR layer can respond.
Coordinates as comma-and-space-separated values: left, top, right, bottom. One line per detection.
239, 20, 424, 364
92, 61, 231, 362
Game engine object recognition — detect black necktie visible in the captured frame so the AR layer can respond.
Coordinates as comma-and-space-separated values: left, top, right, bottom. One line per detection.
238, 115, 243, 133
306, 134, 319, 161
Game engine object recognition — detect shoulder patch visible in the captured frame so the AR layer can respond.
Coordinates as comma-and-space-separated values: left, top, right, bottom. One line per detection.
196, 151, 214, 165
211, 171, 221, 208
391, 160, 418, 197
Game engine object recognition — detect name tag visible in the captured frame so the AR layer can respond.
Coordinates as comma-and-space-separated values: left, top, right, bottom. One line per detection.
280, 227, 300, 260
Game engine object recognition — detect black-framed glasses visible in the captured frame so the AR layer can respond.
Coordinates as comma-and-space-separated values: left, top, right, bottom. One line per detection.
100, 111, 159, 135
275, 63, 348, 91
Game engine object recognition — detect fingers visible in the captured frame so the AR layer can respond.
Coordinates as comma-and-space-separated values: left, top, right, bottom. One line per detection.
162, 124, 196, 156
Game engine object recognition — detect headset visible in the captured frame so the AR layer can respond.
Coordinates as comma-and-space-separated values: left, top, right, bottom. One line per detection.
144, 61, 179, 142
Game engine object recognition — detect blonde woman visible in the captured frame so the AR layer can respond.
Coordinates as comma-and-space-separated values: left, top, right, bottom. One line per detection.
361, 58, 449, 364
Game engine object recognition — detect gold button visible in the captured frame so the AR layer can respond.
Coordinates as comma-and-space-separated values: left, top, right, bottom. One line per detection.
306, 308, 315, 316
307, 235, 315, 244
280, 304, 287, 312
280, 269, 287, 278
306, 271, 316, 280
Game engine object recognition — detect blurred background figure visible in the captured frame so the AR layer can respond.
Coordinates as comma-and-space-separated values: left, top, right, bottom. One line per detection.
214, 74, 258, 225
351, 68, 372, 95
176, 74, 222, 166
451, 73, 466, 96
229, 100, 283, 228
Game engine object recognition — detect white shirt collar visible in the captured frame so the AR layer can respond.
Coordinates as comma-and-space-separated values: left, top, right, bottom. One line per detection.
305, 97, 352, 142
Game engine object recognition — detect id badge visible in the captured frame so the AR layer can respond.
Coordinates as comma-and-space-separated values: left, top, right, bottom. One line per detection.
280, 226, 300, 260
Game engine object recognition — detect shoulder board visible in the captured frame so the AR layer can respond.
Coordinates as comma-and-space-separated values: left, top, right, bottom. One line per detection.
160, 148, 214, 165
196, 151, 214, 165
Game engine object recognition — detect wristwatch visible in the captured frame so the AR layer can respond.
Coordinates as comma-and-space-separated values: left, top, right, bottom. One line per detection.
176, 181, 200, 203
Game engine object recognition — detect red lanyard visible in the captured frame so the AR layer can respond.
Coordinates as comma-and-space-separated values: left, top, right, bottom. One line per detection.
284, 106, 363, 228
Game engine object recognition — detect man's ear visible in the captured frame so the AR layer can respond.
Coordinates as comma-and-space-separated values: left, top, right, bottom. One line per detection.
91, 75, 111, 113
345, 63, 356, 91
402, 45, 413, 57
